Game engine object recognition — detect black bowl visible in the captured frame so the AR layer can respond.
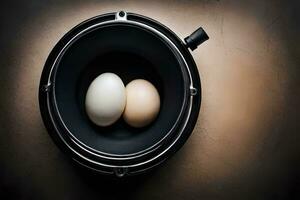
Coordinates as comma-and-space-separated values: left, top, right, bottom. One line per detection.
39, 11, 208, 177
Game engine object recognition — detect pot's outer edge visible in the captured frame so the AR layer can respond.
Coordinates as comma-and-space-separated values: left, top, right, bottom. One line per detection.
39, 12, 202, 176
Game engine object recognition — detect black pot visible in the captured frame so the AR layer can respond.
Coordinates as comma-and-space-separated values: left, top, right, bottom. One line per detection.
39, 11, 208, 177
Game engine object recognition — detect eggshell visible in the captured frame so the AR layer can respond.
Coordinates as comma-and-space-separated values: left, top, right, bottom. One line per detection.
123, 79, 160, 128
85, 73, 126, 126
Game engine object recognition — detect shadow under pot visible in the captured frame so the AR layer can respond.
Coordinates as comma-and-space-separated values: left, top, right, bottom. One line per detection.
39, 11, 209, 177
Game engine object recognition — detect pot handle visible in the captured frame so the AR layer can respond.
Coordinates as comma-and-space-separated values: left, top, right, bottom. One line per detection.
184, 27, 209, 51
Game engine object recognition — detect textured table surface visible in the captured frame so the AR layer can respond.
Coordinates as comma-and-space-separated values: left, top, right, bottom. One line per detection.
0, 0, 300, 199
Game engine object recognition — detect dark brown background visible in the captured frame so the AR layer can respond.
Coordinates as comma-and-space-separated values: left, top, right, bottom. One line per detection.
0, 0, 300, 199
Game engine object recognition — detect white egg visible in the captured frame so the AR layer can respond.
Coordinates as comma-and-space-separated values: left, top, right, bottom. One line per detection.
85, 73, 126, 126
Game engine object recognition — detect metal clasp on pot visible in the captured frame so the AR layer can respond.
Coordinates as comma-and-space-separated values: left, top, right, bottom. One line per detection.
114, 167, 129, 177
115, 11, 127, 21
41, 82, 52, 93
190, 86, 198, 96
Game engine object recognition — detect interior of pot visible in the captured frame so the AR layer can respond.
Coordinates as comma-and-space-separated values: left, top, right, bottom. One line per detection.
53, 23, 188, 155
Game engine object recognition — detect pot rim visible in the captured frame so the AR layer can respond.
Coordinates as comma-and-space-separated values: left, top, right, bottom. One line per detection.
39, 11, 202, 175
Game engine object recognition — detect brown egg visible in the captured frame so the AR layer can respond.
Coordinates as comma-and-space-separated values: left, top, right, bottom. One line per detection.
123, 79, 160, 128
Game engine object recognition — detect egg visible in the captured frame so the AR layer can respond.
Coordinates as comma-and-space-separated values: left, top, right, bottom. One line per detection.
85, 73, 126, 126
123, 79, 160, 128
